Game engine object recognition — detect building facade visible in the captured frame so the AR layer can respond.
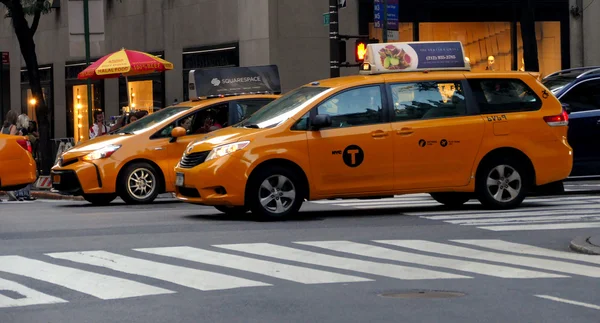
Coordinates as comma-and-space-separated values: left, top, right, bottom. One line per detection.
0, 0, 597, 142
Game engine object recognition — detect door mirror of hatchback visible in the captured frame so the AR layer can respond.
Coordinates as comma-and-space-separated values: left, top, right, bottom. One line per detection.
311, 114, 332, 130
170, 126, 187, 142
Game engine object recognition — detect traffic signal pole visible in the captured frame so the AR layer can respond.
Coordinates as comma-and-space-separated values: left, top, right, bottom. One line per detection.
329, 0, 340, 78
83, 0, 93, 127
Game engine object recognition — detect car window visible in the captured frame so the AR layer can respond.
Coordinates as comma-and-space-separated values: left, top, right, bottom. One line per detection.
468, 78, 541, 114
560, 79, 600, 113
389, 81, 466, 121
316, 85, 384, 129
153, 103, 230, 139
239, 86, 332, 129
232, 99, 274, 124
113, 106, 191, 135
542, 75, 577, 94
291, 112, 309, 131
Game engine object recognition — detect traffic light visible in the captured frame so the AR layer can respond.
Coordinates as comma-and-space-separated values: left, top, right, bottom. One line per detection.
355, 39, 367, 62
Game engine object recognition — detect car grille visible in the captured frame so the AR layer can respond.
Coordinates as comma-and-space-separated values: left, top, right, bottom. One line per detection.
179, 151, 210, 168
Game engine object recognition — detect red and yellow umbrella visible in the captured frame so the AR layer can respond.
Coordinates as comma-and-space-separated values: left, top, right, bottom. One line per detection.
78, 48, 173, 80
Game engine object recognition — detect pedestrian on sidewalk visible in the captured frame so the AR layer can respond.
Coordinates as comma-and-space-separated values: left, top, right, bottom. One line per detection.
11, 114, 36, 201
2, 111, 22, 201
89, 111, 109, 140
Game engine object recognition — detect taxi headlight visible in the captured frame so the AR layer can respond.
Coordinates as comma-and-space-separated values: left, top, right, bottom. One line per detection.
82, 144, 121, 161
205, 141, 250, 161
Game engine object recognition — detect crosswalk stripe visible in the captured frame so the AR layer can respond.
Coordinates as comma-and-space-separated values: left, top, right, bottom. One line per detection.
421, 208, 600, 220
375, 240, 600, 278
410, 204, 600, 217
47, 251, 270, 291
295, 241, 564, 279
353, 203, 448, 209
0, 277, 67, 308
135, 246, 371, 284
215, 243, 470, 280
0, 256, 172, 299
477, 222, 600, 231
451, 240, 600, 265
447, 215, 600, 225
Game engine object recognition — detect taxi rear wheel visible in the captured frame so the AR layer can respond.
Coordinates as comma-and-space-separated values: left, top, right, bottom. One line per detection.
429, 192, 471, 208
83, 193, 117, 206
119, 162, 160, 204
475, 157, 530, 209
247, 166, 304, 221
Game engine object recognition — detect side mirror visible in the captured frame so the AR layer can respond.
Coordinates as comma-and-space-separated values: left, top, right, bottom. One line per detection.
311, 114, 332, 130
562, 103, 571, 114
170, 126, 186, 143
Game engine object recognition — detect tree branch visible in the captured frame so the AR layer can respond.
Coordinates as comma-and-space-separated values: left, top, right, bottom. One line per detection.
30, 0, 46, 35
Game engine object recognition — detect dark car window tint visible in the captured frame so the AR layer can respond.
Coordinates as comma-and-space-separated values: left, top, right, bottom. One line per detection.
390, 81, 466, 121
560, 79, 600, 113
316, 85, 384, 129
468, 78, 542, 114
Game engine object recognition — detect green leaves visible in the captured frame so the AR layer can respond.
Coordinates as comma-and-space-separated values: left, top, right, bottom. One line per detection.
4, 0, 52, 18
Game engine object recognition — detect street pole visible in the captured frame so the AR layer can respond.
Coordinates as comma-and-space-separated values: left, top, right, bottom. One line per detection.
83, 0, 93, 129
382, 0, 388, 42
329, 0, 340, 78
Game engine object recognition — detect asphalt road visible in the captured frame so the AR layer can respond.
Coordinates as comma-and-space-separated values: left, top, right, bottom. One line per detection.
1, 187, 600, 322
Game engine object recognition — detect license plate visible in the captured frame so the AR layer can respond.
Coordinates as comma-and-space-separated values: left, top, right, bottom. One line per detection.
175, 173, 184, 187
52, 174, 61, 184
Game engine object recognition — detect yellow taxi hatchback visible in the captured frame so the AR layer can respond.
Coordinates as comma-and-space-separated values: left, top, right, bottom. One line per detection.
0, 134, 37, 191
51, 65, 281, 205
174, 41, 572, 219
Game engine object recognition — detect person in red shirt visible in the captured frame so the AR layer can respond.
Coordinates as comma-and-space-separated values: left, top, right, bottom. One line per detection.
89, 111, 109, 139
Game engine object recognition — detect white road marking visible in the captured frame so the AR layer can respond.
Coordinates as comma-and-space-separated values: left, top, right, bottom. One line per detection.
47, 251, 269, 291
295, 241, 564, 279
535, 295, 600, 311
0, 277, 67, 308
447, 215, 600, 225
374, 240, 600, 278
215, 243, 470, 280
452, 240, 600, 265
135, 246, 371, 284
420, 208, 600, 220
0, 256, 172, 299
478, 222, 600, 231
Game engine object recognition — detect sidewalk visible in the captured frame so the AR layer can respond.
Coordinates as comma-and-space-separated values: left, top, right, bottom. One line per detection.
0, 190, 176, 201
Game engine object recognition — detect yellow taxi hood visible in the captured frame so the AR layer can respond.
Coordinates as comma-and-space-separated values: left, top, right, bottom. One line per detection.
187, 126, 266, 152
61, 135, 129, 158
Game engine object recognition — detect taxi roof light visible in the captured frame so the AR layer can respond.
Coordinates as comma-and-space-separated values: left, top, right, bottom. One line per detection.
358, 41, 471, 75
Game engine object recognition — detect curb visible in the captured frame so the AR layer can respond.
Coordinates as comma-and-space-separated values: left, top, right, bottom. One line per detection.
0, 190, 84, 201
569, 236, 600, 255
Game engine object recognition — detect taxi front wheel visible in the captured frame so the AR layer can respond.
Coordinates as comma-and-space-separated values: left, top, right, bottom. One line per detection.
475, 157, 530, 209
247, 166, 304, 221
118, 162, 161, 204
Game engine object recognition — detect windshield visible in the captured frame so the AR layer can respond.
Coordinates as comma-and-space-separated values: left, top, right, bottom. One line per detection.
238, 86, 332, 129
542, 75, 576, 94
113, 107, 191, 134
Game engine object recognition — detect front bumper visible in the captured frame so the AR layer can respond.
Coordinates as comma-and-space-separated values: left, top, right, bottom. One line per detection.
174, 154, 250, 206
51, 160, 108, 195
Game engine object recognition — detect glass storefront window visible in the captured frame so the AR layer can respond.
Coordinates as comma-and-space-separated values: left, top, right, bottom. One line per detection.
66, 84, 103, 143
419, 22, 514, 72
127, 80, 155, 114
516, 21, 562, 78
368, 22, 414, 43
119, 76, 164, 115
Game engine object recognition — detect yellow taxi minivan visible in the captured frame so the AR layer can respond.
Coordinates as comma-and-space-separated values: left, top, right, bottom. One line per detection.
173, 41, 573, 219
50, 65, 281, 205
0, 134, 37, 191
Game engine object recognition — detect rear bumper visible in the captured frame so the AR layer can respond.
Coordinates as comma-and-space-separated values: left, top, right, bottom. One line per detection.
531, 138, 573, 186
0, 155, 37, 190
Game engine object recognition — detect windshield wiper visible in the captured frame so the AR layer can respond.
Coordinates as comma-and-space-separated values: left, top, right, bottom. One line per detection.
243, 124, 260, 129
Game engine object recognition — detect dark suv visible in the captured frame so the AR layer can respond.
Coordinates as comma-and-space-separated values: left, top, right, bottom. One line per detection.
542, 66, 600, 179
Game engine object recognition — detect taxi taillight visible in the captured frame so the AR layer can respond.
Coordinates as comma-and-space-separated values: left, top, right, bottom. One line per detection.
16, 138, 32, 153
543, 109, 569, 127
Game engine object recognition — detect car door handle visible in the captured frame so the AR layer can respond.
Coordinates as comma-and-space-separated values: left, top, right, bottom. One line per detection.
371, 130, 389, 138
396, 127, 414, 135
154, 147, 165, 151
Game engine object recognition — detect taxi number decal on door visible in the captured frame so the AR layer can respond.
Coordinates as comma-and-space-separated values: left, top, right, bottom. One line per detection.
486, 115, 507, 122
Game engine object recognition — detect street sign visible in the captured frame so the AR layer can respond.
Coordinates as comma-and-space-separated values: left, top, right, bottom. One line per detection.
339, 0, 347, 8
323, 12, 330, 25
387, 30, 399, 41
374, 0, 399, 30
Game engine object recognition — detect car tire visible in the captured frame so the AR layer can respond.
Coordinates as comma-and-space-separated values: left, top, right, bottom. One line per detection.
83, 193, 117, 206
247, 165, 304, 221
430, 192, 471, 208
214, 205, 248, 216
475, 157, 530, 209
118, 162, 161, 204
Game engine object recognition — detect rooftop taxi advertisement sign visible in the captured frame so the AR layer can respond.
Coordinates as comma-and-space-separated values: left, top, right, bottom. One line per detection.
366, 41, 468, 73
